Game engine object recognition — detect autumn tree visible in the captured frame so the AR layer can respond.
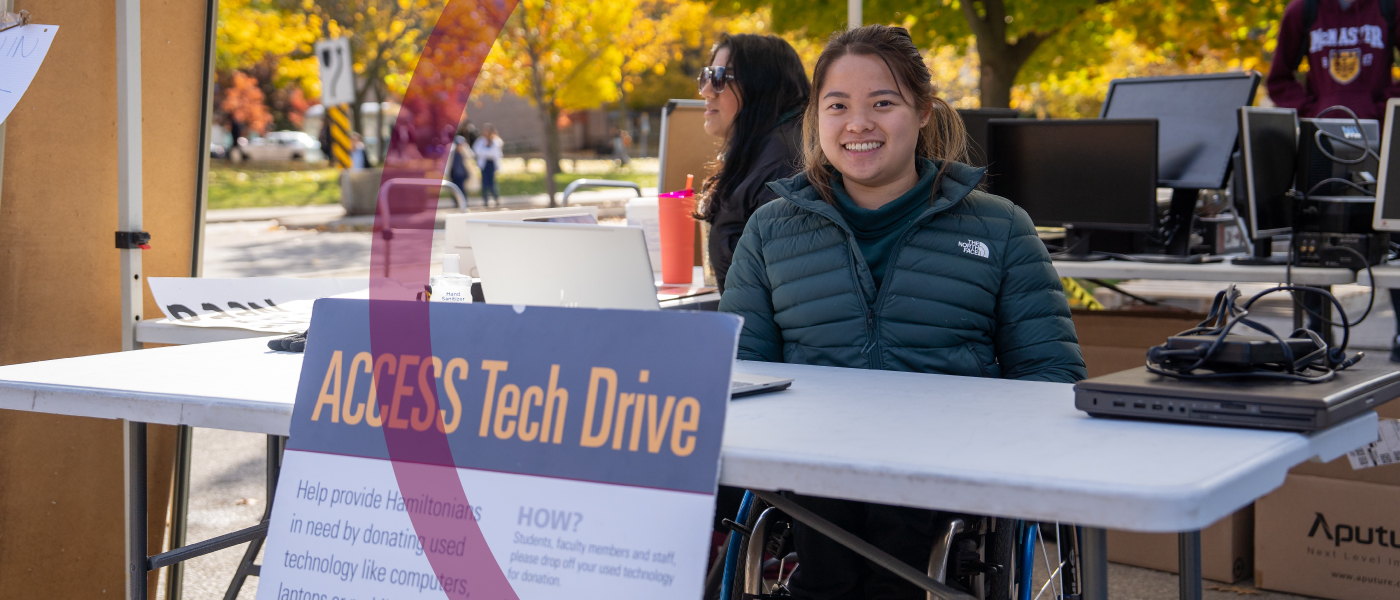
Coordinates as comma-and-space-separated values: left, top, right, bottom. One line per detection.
478, 0, 634, 204
721, 0, 1285, 109
286, 0, 444, 148
221, 71, 275, 135
217, 0, 321, 130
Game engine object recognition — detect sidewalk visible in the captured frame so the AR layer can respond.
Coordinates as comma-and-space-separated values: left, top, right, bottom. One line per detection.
206, 186, 656, 230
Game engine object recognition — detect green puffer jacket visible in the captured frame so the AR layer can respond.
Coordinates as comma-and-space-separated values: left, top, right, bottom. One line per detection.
718, 160, 1087, 383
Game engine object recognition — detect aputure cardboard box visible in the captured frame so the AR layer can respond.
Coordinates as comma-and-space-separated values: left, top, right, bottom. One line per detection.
1255, 474, 1400, 600
1107, 507, 1253, 583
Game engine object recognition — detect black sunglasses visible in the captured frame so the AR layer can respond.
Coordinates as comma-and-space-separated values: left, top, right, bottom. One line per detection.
697, 66, 735, 93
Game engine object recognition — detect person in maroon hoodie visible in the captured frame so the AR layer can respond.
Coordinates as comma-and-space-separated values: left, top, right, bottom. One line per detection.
1270, 0, 1400, 361
1268, 0, 1400, 119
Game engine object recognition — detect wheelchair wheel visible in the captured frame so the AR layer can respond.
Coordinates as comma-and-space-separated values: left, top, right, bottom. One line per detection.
730, 496, 798, 599
980, 517, 1016, 600
1016, 522, 1081, 600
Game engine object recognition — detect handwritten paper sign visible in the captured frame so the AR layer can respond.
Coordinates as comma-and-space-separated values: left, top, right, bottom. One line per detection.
0, 24, 57, 124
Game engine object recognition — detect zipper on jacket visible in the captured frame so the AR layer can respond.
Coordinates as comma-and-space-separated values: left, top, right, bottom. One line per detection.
861, 308, 877, 356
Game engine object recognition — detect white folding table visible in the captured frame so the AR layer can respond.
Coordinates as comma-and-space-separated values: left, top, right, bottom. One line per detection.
0, 339, 1377, 600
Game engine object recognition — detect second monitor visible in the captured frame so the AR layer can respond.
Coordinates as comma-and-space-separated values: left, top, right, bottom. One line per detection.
986, 119, 1159, 256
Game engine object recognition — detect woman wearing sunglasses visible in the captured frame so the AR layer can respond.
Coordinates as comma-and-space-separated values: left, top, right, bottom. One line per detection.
720, 25, 1085, 598
696, 33, 810, 293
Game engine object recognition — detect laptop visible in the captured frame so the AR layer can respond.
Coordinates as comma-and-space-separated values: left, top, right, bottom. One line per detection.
467, 220, 793, 397
1075, 367, 1400, 431
444, 207, 600, 277
466, 220, 661, 310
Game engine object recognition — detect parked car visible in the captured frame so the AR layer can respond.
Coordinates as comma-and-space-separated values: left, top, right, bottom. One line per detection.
227, 131, 321, 162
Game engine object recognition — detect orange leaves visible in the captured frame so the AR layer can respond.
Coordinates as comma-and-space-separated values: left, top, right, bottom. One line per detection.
221, 71, 274, 135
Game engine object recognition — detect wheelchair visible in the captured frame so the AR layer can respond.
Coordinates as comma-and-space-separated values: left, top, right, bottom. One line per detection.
707, 491, 1082, 600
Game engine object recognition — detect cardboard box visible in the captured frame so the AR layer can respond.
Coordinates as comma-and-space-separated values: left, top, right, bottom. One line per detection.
1070, 310, 1206, 377
1108, 507, 1253, 583
1255, 474, 1400, 600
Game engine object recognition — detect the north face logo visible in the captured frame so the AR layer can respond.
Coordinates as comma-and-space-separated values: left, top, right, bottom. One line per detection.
958, 239, 989, 258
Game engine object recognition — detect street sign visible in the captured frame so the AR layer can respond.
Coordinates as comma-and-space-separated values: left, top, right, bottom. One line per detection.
315, 38, 353, 107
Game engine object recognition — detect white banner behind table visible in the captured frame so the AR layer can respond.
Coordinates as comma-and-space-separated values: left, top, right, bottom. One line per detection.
147, 277, 368, 333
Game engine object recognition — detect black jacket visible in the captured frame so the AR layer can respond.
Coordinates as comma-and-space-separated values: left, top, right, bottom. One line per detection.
709, 118, 803, 292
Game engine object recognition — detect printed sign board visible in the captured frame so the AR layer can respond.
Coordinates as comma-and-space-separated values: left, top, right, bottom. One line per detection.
315, 37, 354, 107
256, 298, 740, 599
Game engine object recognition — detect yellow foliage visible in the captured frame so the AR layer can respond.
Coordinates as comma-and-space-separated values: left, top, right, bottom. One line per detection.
217, 0, 322, 96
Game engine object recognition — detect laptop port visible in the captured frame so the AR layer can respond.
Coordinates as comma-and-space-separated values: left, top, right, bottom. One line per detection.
1219, 401, 1248, 411
1112, 400, 1125, 407
1133, 402, 1147, 409
1151, 404, 1163, 410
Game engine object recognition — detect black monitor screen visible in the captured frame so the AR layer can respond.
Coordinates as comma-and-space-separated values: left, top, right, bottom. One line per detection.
1101, 72, 1259, 189
986, 119, 1158, 231
957, 108, 1020, 168
1238, 107, 1298, 238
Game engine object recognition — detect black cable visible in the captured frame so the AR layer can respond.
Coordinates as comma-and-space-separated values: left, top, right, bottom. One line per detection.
1305, 177, 1375, 198
1313, 105, 1382, 165
1144, 284, 1363, 383
1289, 245, 1376, 327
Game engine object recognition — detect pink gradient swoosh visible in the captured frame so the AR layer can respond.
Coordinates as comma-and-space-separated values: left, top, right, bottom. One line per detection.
369, 0, 519, 598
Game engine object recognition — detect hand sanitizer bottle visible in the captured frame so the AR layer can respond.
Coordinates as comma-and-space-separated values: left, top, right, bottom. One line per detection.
431, 254, 473, 303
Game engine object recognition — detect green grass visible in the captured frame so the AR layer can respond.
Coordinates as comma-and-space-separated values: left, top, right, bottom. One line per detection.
206, 162, 659, 210
207, 163, 340, 210
495, 171, 657, 197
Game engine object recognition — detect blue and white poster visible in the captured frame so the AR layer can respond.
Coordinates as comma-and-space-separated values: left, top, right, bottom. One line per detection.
257, 299, 741, 599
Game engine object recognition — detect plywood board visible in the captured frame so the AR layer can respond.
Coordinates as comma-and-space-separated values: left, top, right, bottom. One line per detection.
0, 0, 209, 595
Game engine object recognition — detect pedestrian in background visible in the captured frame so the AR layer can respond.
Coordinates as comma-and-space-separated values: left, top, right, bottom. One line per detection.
350, 132, 367, 169
448, 135, 472, 204
472, 124, 504, 206
613, 126, 632, 167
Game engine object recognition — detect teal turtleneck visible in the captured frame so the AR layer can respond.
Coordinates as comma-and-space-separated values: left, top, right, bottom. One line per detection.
832, 157, 939, 289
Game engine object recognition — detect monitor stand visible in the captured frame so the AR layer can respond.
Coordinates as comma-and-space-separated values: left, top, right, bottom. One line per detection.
1231, 234, 1290, 265
1162, 188, 1199, 256
1053, 229, 1115, 261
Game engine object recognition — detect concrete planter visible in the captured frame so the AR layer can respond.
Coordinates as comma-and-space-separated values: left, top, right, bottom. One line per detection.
340, 168, 385, 216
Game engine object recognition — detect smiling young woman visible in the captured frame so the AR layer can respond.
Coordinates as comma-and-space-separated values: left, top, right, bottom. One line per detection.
718, 25, 1086, 599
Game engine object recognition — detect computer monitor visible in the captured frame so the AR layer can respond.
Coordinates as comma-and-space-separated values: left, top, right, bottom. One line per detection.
1238, 107, 1299, 240
1372, 98, 1400, 231
956, 108, 1020, 168
1100, 72, 1260, 190
986, 119, 1158, 237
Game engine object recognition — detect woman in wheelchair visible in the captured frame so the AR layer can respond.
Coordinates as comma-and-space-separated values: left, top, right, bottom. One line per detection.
717, 24, 1087, 599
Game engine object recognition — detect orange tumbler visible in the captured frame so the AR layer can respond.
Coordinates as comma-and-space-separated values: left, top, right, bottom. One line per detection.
658, 188, 696, 284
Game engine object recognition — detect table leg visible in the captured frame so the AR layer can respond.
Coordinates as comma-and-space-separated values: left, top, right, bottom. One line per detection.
125, 421, 148, 600
1178, 531, 1203, 600
1079, 526, 1108, 600
1319, 285, 1334, 346
224, 435, 284, 600
166, 425, 193, 600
